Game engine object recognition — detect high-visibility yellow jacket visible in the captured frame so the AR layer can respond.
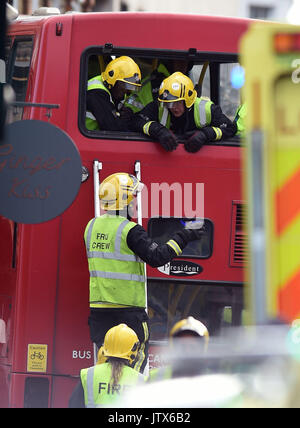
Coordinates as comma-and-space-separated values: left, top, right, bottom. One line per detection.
80, 362, 145, 407
85, 75, 113, 130
84, 214, 146, 308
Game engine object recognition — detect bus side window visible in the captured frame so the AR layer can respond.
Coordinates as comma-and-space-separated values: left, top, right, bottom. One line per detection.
219, 63, 241, 121
4, 37, 12, 81
190, 63, 210, 98
88, 55, 101, 79
6, 37, 34, 123
88, 55, 112, 79
148, 217, 213, 259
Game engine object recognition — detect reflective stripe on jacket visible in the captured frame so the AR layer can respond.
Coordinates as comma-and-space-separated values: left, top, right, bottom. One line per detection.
84, 214, 146, 308
86, 75, 112, 130
234, 103, 247, 136
158, 96, 213, 129
148, 365, 173, 382
80, 363, 145, 407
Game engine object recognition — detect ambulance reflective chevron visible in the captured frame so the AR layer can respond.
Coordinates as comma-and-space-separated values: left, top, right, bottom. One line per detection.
241, 23, 300, 323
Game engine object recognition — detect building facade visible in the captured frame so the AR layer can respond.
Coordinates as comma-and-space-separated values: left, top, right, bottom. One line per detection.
7, 0, 293, 20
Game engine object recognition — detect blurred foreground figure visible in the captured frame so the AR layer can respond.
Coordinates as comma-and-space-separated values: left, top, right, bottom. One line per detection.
149, 316, 210, 381
115, 324, 300, 408
170, 316, 209, 347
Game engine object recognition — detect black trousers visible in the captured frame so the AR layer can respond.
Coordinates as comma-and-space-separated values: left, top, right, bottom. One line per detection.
88, 307, 149, 374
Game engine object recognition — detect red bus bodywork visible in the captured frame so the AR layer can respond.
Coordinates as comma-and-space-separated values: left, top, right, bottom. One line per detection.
0, 12, 252, 407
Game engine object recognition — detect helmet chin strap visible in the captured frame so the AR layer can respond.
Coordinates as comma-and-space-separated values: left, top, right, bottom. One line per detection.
127, 201, 135, 220
103, 79, 112, 90
108, 205, 132, 221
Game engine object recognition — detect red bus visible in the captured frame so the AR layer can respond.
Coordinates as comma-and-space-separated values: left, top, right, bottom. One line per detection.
1, 9, 250, 407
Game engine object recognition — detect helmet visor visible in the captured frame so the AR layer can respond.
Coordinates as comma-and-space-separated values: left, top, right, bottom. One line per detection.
123, 73, 141, 90
119, 81, 141, 92
127, 175, 144, 196
132, 181, 144, 196
158, 90, 179, 103
162, 100, 184, 110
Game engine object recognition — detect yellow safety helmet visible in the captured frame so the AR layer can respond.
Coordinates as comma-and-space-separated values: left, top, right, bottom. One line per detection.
96, 346, 107, 365
101, 56, 141, 90
158, 72, 197, 109
103, 323, 140, 365
170, 316, 209, 350
99, 172, 143, 211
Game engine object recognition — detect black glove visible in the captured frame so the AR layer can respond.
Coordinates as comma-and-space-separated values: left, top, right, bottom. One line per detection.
181, 228, 205, 242
184, 130, 207, 153
149, 122, 178, 152
158, 128, 178, 152
172, 227, 205, 249
119, 106, 134, 120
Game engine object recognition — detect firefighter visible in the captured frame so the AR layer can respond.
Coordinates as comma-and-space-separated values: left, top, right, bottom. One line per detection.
131, 71, 237, 152
234, 103, 247, 136
69, 324, 146, 408
170, 316, 209, 349
84, 172, 206, 374
148, 316, 210, 381
85, 56, 141, 131
125, 59, 192, 113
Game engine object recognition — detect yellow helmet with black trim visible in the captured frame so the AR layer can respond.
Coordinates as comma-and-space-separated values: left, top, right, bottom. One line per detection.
101, 56, 141, 90
170, 316, 209, 350
99, 172, 143, 211
103, 323, 139, 365
158, 72, 197, 109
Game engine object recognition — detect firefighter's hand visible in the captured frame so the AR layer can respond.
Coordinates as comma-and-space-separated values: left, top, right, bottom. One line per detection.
119, 106, 134, 120
184, 130, 207, 153
173, 228, 205, 248
182, 228, 206, 241
157, 128, 178, 152
149, 122, 178, 152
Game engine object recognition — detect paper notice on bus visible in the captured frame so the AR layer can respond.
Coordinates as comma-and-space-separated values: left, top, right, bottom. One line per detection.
181, 219, 204, 229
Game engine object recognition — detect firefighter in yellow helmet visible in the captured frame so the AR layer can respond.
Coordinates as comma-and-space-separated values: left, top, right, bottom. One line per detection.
69, 324, 146, 407
84, 172, 206, 374
86, 56, 141, 131
131, 71, 237, 152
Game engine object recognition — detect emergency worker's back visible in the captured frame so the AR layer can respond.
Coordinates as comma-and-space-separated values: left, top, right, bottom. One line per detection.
80, 362, 145, 407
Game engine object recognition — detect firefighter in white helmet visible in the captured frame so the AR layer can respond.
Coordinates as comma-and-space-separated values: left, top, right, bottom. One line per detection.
84, 172, 206, 374
148, 316, 210, 381
170, 316, 209, 350
69, 324, 146, 407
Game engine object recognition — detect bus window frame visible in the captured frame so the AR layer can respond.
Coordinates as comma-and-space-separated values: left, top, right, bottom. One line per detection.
78, 45, 240, 145
6, 36, 34, 89
6, 35, 34, 123
147, 278, 244, 340
147, 217, 214, 260
4, 36, 12, 81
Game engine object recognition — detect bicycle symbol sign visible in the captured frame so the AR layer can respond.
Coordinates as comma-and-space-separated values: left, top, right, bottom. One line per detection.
27, 344, 48, 372
30, 351, 45, 360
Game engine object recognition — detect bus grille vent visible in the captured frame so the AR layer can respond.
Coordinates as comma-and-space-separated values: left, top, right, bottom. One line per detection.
230, 202, 247, 266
